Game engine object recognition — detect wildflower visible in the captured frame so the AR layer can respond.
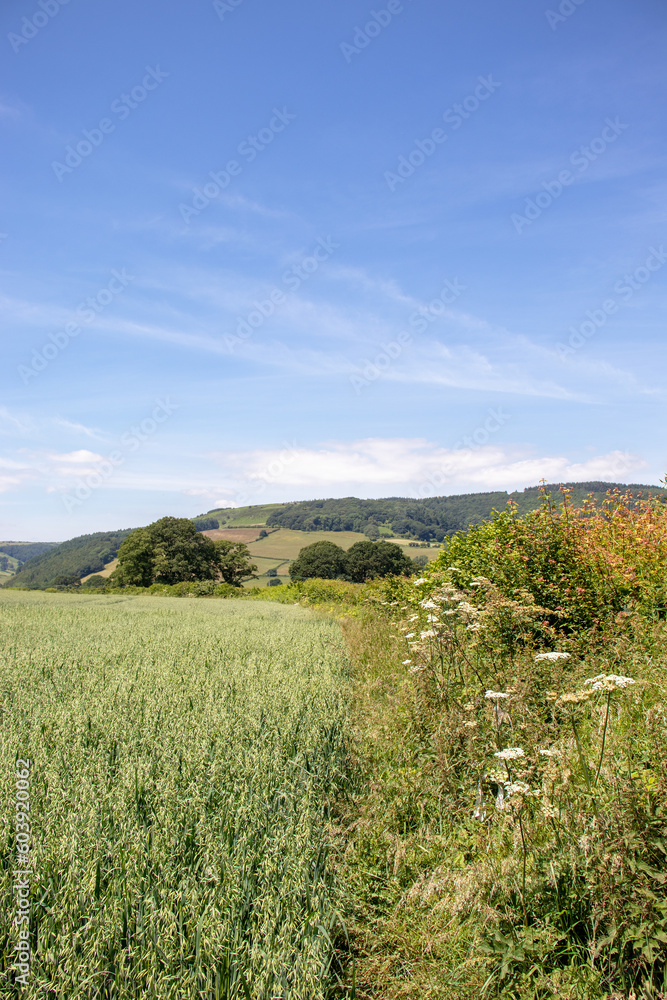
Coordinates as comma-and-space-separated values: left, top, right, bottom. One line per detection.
402, 659, 412, 665
420, 629, 436, 639
485, 691, 510, 701
583, 673, 635, 692
535, 652, 571, 662
420, 599, 438, 609
405, 633, 416, 639
407, 614, 419, 622
506, 781, 530, 797
466, 622, 481, 632
409, 665, 425, 674
457, 601, 478, 615
414, 578, 427, 586
464, 720, 477, 729
442, 609, 456, 616
494, 747, 525, 761
557, 691, 591, 705
426, 614, 440, 623
539, 748, 560, 758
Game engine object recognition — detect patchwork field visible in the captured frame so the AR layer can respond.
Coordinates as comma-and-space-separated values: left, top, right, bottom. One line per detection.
0, 591, 350, 998
246, 528, 367, 561
201, 528, 264, 544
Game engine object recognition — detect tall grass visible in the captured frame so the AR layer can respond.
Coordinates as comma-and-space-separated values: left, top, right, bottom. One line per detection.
0, 592, 350, 999
332, 487, 667, 999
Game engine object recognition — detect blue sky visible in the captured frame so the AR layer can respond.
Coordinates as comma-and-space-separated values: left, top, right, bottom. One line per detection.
1, 0, 665, 541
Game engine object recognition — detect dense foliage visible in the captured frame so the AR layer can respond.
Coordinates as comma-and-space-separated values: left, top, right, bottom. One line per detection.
289, 539, 413, 582
2, 530, 131, 590
344, 540, 414, 582
331, 484, 667, 998
433, 486, 667, 634
264, 482, 665, 541
192, 517, 219, 531
0, 592, 349, 998
111, 517, 256, 587
289, 541, 348, 581
0, 541, 56, 565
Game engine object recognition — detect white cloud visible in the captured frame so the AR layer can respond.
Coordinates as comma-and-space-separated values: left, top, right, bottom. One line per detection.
48, 450, 105, 464
208, 438, 648, 498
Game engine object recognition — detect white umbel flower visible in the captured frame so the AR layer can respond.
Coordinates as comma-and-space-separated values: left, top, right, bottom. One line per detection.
494, 747, 525, 761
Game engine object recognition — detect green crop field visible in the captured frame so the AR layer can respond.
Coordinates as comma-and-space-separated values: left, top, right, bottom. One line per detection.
245, 528, 367, 562
0, 591, 350, 999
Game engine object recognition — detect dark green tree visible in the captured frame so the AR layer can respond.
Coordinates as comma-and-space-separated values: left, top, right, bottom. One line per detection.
111, 517, 252, 587
289, 541, 347, 581
213, 539, 257, 586
344, 541, 413, 583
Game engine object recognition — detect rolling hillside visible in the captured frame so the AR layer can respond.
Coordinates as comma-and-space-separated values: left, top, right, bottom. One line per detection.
0, 541, 57, 583
6, 481, 664, 590
3, 530, 132, 590
204, 481, 667, 543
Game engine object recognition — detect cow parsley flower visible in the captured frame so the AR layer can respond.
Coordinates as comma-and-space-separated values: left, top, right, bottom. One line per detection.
485, 690, 510, 701
535, 652, 571, 662
494, 747, 525, 761
557, 691, 591, 705
584, 673, 635, 692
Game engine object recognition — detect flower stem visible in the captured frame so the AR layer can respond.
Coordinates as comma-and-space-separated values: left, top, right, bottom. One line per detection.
594, 691, 612, 786
570, 713, 601, 825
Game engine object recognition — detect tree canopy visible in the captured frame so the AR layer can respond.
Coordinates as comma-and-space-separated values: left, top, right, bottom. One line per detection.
344, 540, 414, 582
289, 540, 348, 581
111, 517, 256, 587
289, 538, 414, 583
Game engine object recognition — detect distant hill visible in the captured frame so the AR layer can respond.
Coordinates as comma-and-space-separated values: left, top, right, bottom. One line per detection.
205, 482, 666, 543
0, 541, 58, 583
0, 541, 56, 565
3, 530, 132, 590
6, 482, 664, 589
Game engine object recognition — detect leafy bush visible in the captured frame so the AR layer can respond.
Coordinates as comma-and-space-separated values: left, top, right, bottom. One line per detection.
355, 488, 667, 997
432, 486, 667, 636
